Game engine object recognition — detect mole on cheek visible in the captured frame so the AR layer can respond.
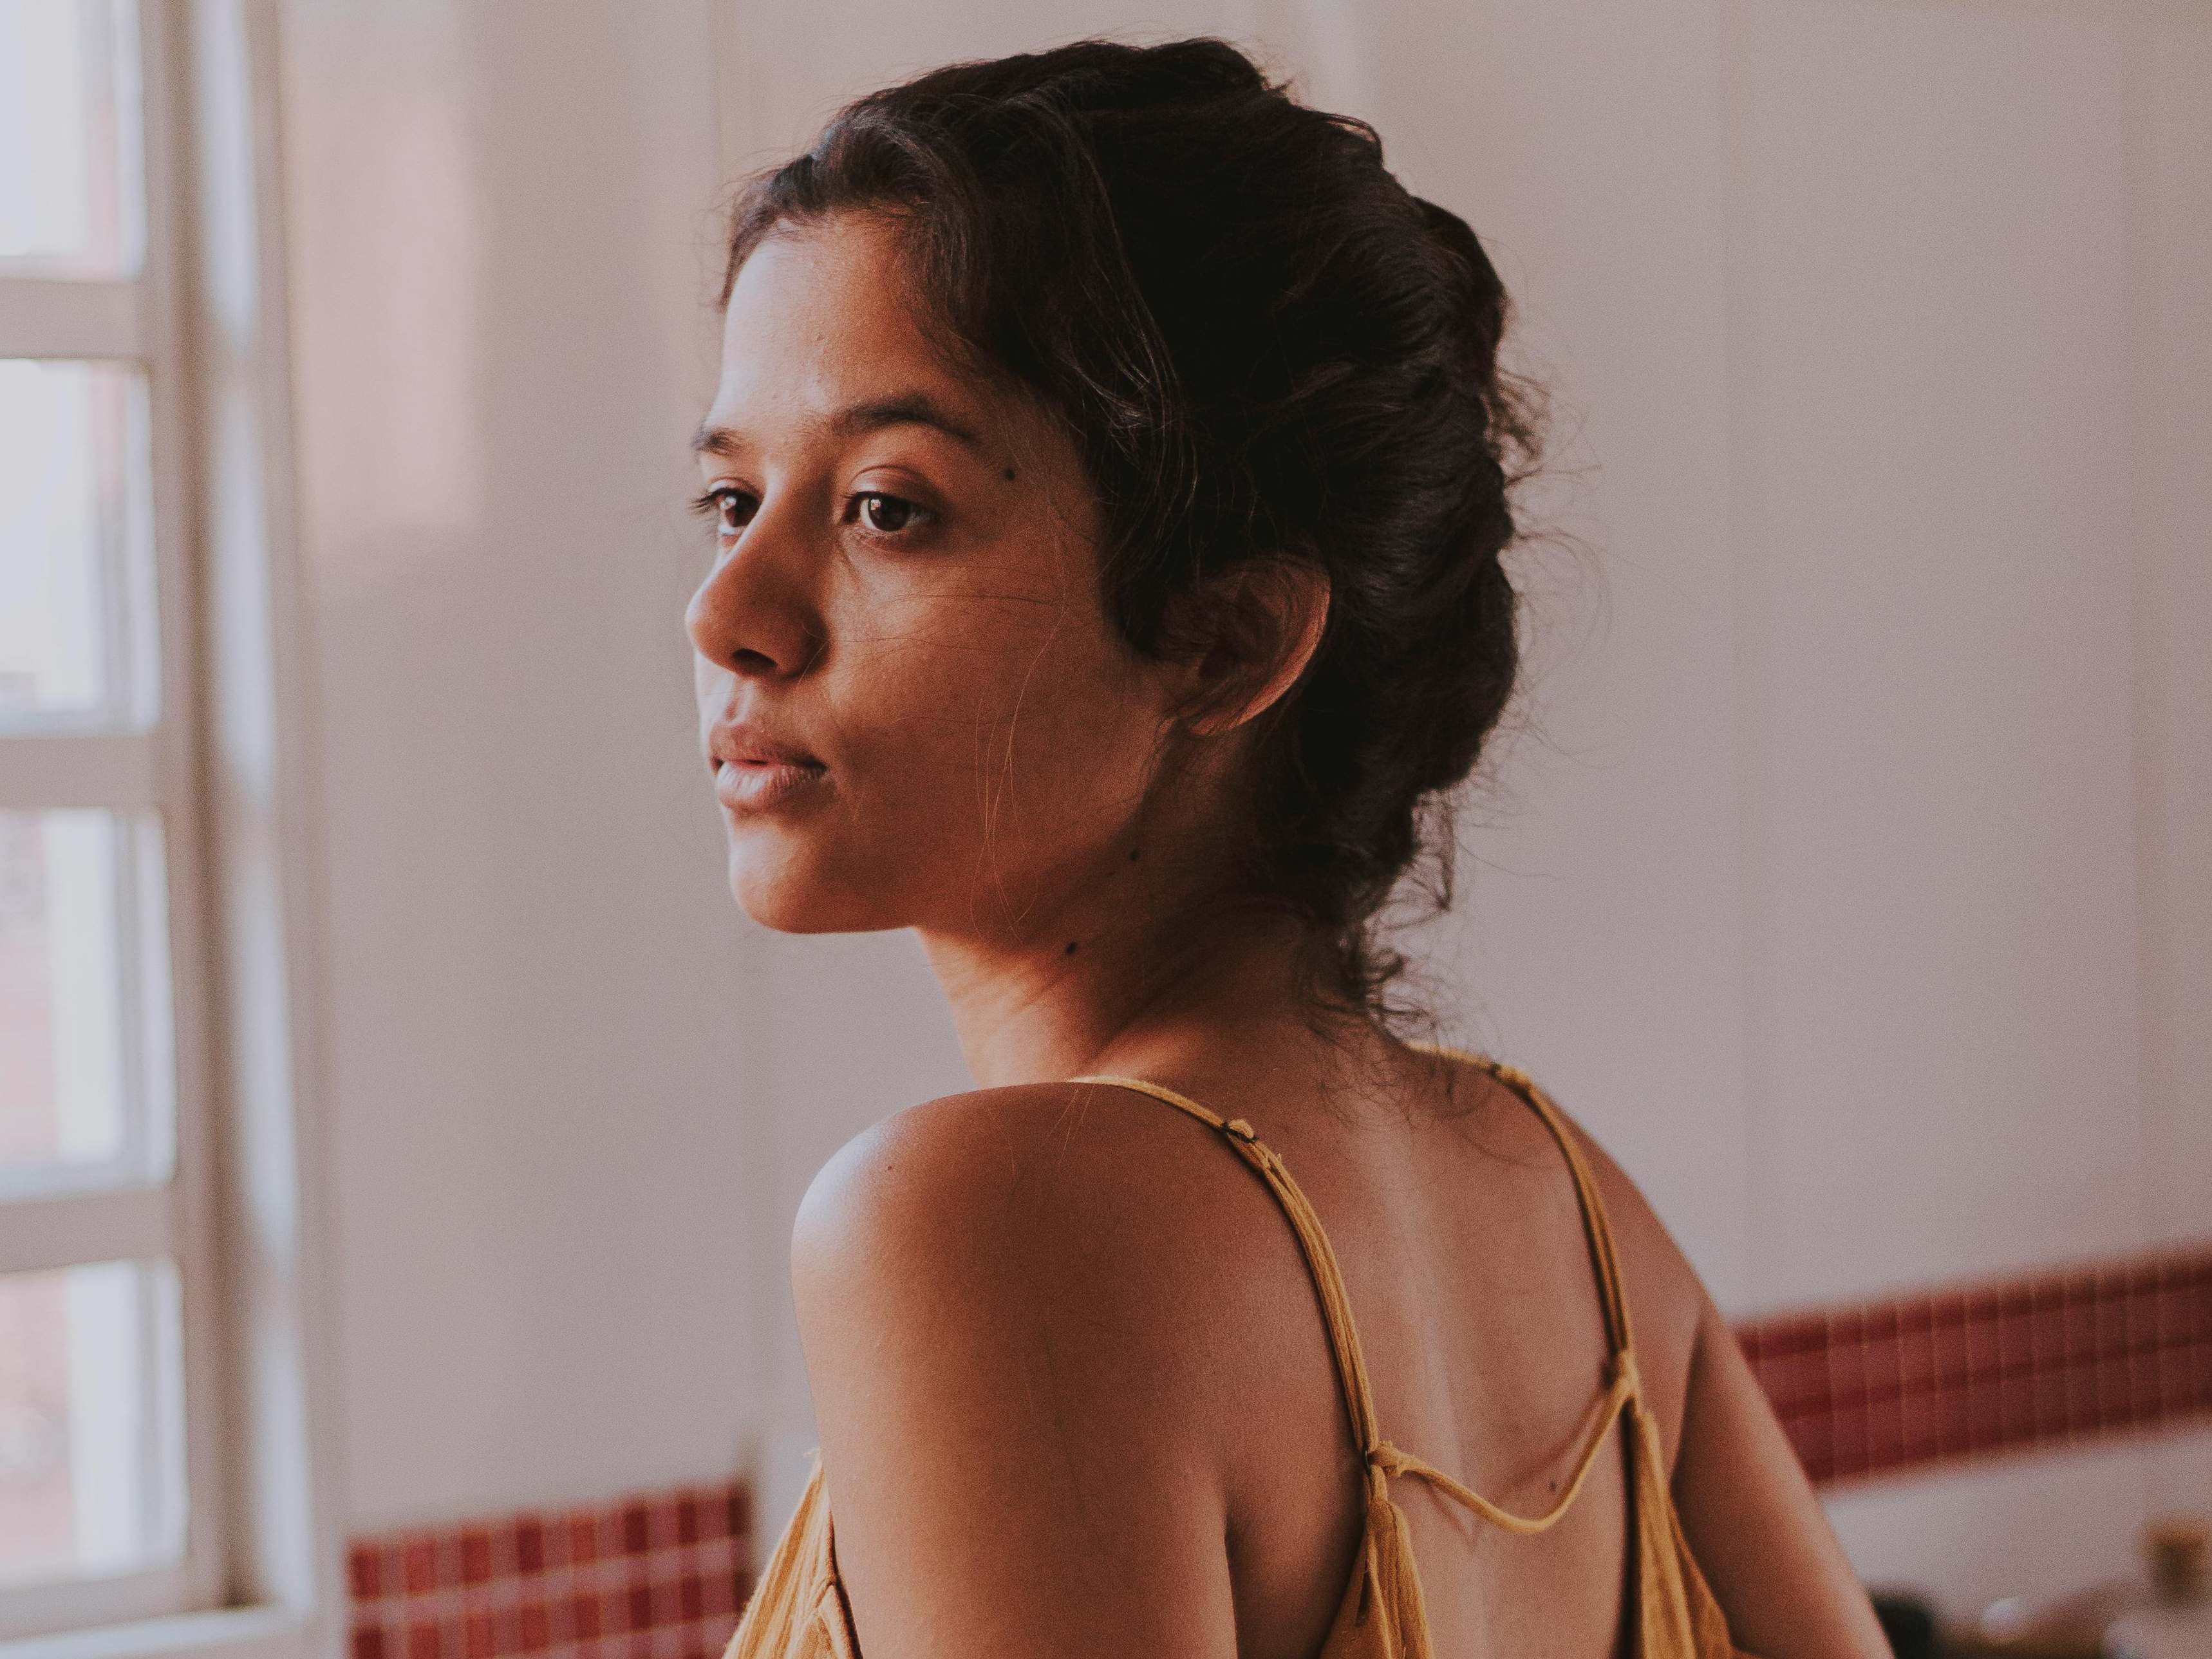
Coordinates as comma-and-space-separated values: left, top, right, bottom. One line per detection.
1003, 466, 1017, 481
1064, 940, 1078, 955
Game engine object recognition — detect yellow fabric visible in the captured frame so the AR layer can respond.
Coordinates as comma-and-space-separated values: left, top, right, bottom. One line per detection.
723, 1043, 1755, 1658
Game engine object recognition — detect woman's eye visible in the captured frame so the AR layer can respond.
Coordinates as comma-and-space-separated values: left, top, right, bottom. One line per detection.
852, 492, 933, 538
692, 487, 755, 538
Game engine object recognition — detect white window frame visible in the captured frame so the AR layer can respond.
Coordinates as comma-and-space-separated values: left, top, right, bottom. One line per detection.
0, 6, 342, 1659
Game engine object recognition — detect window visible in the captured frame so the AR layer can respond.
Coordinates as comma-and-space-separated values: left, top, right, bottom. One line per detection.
0, 0, 219, 1640
1, 4, 338, 1654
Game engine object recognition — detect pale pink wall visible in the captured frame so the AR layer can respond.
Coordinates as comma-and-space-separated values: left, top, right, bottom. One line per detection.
280, 0, 760, 1530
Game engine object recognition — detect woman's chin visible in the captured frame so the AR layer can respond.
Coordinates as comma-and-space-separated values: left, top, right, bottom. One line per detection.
724, 841, 875, 934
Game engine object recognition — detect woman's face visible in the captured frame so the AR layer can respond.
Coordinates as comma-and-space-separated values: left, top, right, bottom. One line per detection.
687, 211, 1179, 939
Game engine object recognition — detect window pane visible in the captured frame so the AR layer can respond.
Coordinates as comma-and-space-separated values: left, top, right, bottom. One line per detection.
0, 1261, 182, 1586
0, 0, 140, 276
0, 361, 153, 728
0, 812, 171, 1181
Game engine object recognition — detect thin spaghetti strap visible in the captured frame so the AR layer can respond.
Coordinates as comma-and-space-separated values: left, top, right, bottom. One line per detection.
1064, 1068, 1640, 1540
1405, 1041, 1638, 1363
1064, 1073, 1389, 1466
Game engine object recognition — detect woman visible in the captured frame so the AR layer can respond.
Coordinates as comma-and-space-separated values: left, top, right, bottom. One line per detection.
689, 35, 1886, 1659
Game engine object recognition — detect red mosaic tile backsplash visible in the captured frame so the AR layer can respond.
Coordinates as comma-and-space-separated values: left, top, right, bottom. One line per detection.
348, 1479, 749, 1659
345, 1240, 2212, 1650
1738, 1239, 2212, 1486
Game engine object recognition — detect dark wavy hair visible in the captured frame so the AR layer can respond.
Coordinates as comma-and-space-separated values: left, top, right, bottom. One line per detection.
718, 35, 1540, 1045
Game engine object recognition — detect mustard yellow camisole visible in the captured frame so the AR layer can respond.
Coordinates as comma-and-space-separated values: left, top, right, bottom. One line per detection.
723, 1043, 1755, 1659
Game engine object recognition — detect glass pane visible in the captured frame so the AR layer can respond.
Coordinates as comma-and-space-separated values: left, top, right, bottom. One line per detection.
0, 1261, 182, 1586
0, 360, 154, 727
0, 812, 171, 1181
0, 0, 141, 275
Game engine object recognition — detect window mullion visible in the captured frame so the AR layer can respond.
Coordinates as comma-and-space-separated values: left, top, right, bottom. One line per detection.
0, 729, 164, 809
0, 276, 145, 359
0, 1181, 173, 1277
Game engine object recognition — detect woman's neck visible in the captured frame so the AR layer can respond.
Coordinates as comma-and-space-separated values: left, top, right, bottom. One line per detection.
918, 888, 1328, 1091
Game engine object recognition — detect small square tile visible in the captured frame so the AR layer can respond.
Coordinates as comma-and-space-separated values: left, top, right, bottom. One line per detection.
700, 1573, 736, 1620
460, 1530, 492, 1588
543, 1590, 576, 1647
1764, 1347, 1828, 1413
654, 1577, 685, 1627
1864, 1393, 1904, 1472
2065, 1295, 2099, 1363
1828, 1408, 1869, 1478
1898, 1322, 1936, 1392
721, 1488, 747, 1546
2156, 1282, 2196, 1345
597, 1592, 632, 1645
2065, 1362, 2101, 1427
1998, 1311, 2036, 1375
2158, 1342, 2194, 1402
402, 1540, 438, 1598
1897, 1392, 1940, 1459
568, 1512, 602, 1567
2031, 1304, 2067, 1367
1826, 1336, 1867, 1403
1933, 1386, 1972, 1456
652, 1499, 682, 1553
1933, 1320, 1969, 1386
1967, 1317, 2003, 1378
2032, 1369, 2068, 1437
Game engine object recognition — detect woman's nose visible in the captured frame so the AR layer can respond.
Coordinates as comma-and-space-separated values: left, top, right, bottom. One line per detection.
685, 503, 821, 680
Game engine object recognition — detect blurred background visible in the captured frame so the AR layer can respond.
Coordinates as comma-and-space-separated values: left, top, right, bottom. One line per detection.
1, 1, 2206, 1656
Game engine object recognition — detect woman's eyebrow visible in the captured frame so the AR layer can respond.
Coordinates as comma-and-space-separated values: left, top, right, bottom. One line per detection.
828, 390, 987, 450
691, 389, 986, 459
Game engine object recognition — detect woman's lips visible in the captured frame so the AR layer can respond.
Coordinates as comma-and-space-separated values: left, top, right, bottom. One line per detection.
716, 758, 828, 814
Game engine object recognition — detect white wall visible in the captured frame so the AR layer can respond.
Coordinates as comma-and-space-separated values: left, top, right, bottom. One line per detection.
279, 0, 763, 1529
274, 0, 2212, 1624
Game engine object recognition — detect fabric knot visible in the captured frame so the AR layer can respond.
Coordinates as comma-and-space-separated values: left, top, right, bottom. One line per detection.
1612, 1348, 1641, 1396
1364, 1439, 1408, 1476
1221, 1117, 1258, 1141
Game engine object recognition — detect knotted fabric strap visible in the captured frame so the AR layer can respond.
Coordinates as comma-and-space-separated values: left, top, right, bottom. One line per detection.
1068, 1062, 1647, 1543
1364, 1349, 1640, 1536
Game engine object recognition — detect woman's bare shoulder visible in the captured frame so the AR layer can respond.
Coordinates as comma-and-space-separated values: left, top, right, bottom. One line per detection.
789, 1076, 1286, 1437
783, 1081, 1262, 1653
791, 1076, 1269, 1284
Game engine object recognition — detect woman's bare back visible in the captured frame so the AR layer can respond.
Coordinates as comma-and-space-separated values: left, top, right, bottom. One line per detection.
1056, 1041, 1706, 1659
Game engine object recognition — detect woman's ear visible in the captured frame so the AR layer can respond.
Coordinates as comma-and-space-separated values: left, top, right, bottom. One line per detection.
1173, 557, 1332, 739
